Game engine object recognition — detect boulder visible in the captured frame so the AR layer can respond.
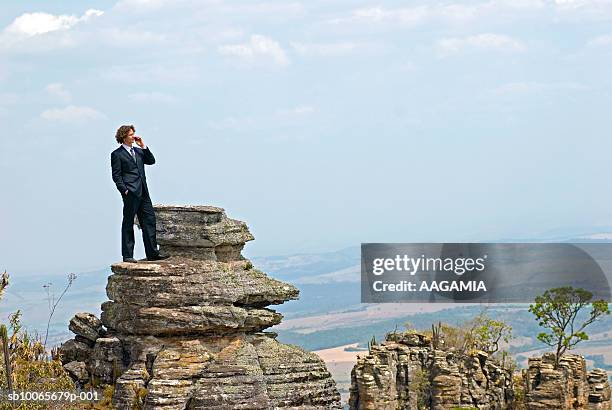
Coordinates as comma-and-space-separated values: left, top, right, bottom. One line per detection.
90, 337, 125, 385
68, 312, 103, 343
58, 338, 93, 364
63, 361, 89, 384
146, 205, 254, 261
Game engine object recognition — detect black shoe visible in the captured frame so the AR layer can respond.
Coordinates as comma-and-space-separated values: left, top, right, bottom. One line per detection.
147, 253, 170, 261
123, 257, 138, 263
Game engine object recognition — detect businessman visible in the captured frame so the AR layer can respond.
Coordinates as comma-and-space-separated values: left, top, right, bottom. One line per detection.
111, 125, 169, 263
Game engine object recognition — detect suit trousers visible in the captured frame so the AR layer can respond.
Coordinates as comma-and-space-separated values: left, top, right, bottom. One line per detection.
121, 185, 159, 259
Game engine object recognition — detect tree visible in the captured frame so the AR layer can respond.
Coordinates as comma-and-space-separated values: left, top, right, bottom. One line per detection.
465, 311, 512, 355
528, 286, 610, 367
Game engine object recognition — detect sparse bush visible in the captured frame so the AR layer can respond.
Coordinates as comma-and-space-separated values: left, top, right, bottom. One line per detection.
409, 367, 430, 409
465, 311, 512, 355
0, 271, 76, 410
385, 324, 399, 341
512, 373, 527, 410
135, 386, 148, 409
428, 310, 512, 358
367, 335, 377, 353
403, 321, 416, 332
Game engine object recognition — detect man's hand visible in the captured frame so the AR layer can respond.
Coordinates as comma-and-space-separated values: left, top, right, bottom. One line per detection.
134, 136, 146, 149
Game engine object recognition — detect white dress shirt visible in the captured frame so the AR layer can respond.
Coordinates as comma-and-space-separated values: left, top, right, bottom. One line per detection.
122, 143, 147, 156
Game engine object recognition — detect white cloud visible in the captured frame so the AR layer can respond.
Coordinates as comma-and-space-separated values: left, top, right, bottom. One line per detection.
218, 34, 289, 67
4, 9, 103, 37
128, 91, 178, 103
492, 81, 587, 95
208, 28, 245, 42
208, 104, 316, 132
0, 31, 79, 53
437, 33, 526, 56
550, 0, 612, 22
587, 34, 612, 47
114, 0, 176, 12
103, 64, 199, 84
114, 0, 304, 21
328, 2, 555, 27
207, 115, 257, 131
216, 2, 304, 19
99, 28, 167, 48
290, 41, 361, 57
40, 105, 106, 123
554, 0, 588, 6
277, 105, 316, 116
0, 9, 102, 53
45, 83, 71, 103
0, 93, 19, 105
333, 6, 431, 26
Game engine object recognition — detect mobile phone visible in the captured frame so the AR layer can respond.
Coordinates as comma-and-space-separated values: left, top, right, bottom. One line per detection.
135, 136, 141, 141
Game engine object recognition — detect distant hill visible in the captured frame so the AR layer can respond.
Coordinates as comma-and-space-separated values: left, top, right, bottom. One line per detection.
3, 229, 612, 355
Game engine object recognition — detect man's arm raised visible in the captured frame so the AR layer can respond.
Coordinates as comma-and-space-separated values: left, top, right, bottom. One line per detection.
135, 136, 155, 165
141, 147, 155, 165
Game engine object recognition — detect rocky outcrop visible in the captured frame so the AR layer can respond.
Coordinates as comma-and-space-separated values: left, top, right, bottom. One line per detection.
100, 257, 296, 336
525, 353, 612, 410
153, 205, 254, 261
348, 330, 514, 410
59, 205, 341, 409
588, 368, 612, 409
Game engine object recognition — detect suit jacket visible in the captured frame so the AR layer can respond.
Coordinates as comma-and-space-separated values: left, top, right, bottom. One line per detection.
111, 145, 155, 198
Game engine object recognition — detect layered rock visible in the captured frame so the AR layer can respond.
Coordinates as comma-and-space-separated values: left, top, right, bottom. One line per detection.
348, 331, 514, 410
153, 205, 254, 261
524, 353, 612, 410
588, 369, 612, 409
69, 312, 104, 343
59, 205, 341, 409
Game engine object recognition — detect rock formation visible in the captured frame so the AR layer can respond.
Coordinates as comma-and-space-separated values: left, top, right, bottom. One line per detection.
524, 353, 611, 410
59, 205, 341, 409
348, 330, 514, 410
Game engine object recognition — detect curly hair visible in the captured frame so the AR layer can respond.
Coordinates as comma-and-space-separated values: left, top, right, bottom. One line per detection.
115, 125, 135, 144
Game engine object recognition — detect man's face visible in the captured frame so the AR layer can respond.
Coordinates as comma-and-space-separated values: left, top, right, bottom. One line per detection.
125, 128, 135, 145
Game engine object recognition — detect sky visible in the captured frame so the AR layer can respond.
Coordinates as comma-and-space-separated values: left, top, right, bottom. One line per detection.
2, 0, 612, 275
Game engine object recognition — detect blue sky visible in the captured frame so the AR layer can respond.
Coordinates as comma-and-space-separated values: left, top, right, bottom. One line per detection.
2, 0, 612, 274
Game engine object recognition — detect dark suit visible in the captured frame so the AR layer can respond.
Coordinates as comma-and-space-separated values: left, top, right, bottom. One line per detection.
110, 145, 160, 259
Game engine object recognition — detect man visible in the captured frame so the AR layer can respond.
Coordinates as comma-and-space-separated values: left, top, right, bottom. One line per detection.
110, 125, 169, 263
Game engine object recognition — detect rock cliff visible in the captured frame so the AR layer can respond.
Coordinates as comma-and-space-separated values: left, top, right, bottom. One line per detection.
348, 328, 612, 410
59, 205, 341, 409
348, 331, 514, 410
524, 352, 611, 410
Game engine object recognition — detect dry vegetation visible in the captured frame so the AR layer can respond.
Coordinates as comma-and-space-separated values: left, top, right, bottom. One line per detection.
0, 271, 79, 410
